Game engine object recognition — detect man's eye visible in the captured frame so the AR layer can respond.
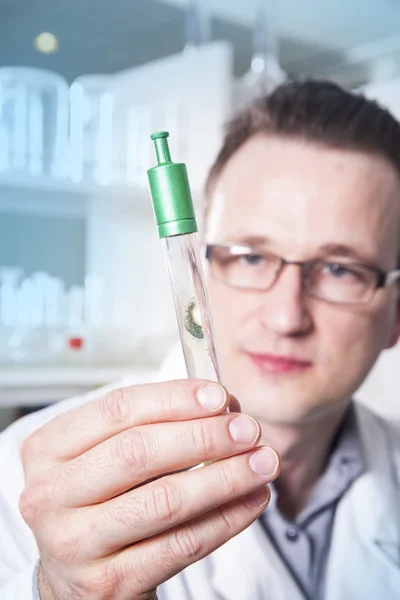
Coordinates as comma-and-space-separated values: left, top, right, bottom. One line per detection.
239, 254, 265, 266
324, 263, 358, 279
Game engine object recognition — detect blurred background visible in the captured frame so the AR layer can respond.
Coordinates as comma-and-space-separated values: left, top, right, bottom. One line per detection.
0, 0, 399, 430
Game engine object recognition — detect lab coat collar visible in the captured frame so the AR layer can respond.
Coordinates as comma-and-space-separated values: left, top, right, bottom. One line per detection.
210, 403, 400, 600
210, 517, 305, 600
353, 402, 400, 550
325, 403, 400, 599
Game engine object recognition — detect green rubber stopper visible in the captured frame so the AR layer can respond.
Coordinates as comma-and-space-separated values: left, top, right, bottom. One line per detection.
147, 131, 197, 238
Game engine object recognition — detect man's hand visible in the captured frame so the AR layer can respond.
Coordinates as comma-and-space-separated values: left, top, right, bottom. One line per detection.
19, 379, 280, 600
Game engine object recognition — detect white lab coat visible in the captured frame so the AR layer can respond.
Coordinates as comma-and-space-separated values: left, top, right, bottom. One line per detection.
0, 346, 400, 599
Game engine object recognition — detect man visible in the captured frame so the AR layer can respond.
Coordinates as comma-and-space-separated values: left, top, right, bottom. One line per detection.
0, 79, 400, 600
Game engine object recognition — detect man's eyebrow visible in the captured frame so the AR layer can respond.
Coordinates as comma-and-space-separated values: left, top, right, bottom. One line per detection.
223, 237, 378, 265
317, 243, 376, 264
225, 234, 272, 247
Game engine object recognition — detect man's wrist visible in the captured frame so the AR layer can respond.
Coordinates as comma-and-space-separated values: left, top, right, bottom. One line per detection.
35, 563, 60, 600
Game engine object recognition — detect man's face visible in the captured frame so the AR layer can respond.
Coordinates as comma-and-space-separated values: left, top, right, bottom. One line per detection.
205, 135, 400, 426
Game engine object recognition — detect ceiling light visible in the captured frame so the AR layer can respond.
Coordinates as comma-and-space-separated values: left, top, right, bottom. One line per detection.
34, 32, 58, 54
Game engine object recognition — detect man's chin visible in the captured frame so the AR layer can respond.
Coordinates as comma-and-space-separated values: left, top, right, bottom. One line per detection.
225, 375, 340, 425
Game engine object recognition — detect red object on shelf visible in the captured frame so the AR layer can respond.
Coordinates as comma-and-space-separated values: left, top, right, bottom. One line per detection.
68, 337, 84, 350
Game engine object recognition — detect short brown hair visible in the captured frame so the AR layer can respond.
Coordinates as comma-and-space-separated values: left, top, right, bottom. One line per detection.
205, 79, 400, 218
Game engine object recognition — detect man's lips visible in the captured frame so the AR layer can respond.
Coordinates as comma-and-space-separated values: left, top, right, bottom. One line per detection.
245, 352, 313, 373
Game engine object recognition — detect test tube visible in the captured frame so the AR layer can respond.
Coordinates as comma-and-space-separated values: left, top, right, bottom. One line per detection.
147, 131, 222, 384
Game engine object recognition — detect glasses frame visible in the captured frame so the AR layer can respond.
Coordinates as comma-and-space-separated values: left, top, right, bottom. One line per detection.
204, 243, 400, 306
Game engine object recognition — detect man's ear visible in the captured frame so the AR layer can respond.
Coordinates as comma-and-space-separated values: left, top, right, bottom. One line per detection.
386, 289, 400, 349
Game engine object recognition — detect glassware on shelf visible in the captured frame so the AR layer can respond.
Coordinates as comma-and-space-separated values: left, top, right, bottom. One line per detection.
0, 267, 24, 363
63, 284, 95, 364
71, 73, 172, 189
0, 267, 24, 328
6, 273, 65, 365
0, 67, 69, 178
183, 0, 211, 53
124, 102, 153, 187
235, 0, 286, 111
0, 266, 137, 366
69, 74, 123, 185
127, 100, 187, 187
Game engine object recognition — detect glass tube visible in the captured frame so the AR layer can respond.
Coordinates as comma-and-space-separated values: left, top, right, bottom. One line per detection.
251, 0, 286, 93
183, 0, 211, 52
162, 232, 222, 383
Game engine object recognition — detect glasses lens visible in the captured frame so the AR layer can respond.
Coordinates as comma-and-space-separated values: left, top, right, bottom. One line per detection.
308, 262, 376, 304
209, 246, 280, 290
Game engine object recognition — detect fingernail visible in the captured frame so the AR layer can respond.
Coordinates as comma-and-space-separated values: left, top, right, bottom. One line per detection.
244, 486, 270, 509
196, 384, 227, 411
249, 447, 280, 476
229, 415, 260, 444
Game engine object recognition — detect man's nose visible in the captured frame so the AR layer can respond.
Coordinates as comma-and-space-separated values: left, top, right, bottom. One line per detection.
259, 264, 312, 335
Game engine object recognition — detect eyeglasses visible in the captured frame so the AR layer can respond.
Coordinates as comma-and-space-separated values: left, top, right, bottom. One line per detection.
205, 243, 400, 306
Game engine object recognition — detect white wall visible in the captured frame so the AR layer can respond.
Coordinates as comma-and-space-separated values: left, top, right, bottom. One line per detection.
357, 343, 400, 420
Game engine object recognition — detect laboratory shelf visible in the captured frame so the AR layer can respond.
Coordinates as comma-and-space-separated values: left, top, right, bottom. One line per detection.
0, 173, 150, 217
0, 364, 156, 407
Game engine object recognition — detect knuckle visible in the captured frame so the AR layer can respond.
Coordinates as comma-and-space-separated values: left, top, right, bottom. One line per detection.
146, 479, 183, 524
155, 383, 174, 413
71, 564, 118, 600
153, 380, 195, 413
191, 418, 215, 458
103, 496, 141, 529
217, 461, 240, 498
98, 563, 124, 598
20, 431, 40, 465
114, 429, 148, 472
169, 526, 204, 561
18, 485, 37, 526
216, 504, 237, 536
18, 483, 47, 527
46, 527, 81, 566
178, 380, 203, 409
100, 387, 129, 426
